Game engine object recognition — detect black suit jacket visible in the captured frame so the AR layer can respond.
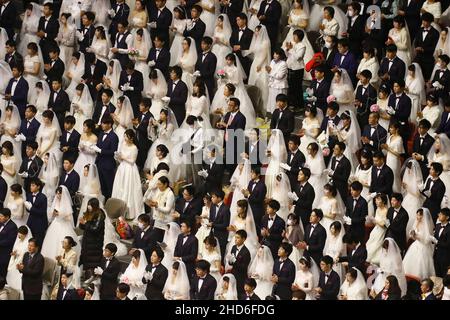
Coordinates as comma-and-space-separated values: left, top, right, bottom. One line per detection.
436, 112, 450, 138
20, 251, 44, 296
37, 15, 59, 56
338, 244, 367, 273
318, 270, 340, 300
82, 59, 107, 91
0, 176, 7, 208
19, 156, 43, 192
385, 207, 409, 252
330, 156, 351, 199
203, 161, 225, 194
272, 258, 296, 300
346, 15, 365, 57
56, 285, 80, 300
355, 84, 377, 119
421, 177, 446, 220
143, 263, 168, 300
119, 70, 144, 109
285, 150, 306, 188
78, 24, 96, 53
247, 179, 267, 227
414, 27, 439, 79
48, 89, 70, 116
44, 58, 65, 82
174, 234, 198, 276
210, 204, 230, 244
261, 214, 285, 257
229, 244, 251, 292
19, 118, 41, 153
270, 108, 295, 139
149, 7, 172, 41
183, 18, 206, 52
5, 76, 28, 113
387, 93, 411, 125
0, 219, 17, 268
434, 223, 450, 277
229, 27, 253, 75
412, 133, 434, 179
345, 196, 368, 241
0, 1, 17, 40
167, 79, 188, 126
26, 192, 48, 239
100, 257, 121, 300
369, 165, 394, 196
241, 292, 261, 300
108, 2, 130, 40
221, 0, 243, 27
257, 0, 282, 40
430, 68, 450, 100
60, 129, 81, 161
147, 47, 171, 78
310, 79, 331, 111
195, 51, 217, 97
293, 182, 315, 227
174, 197, 202, 227
304, 223, 327, 265
58, 170, 80, 197
92, 102, 116, 126
132, 226, 158, 261
190, 274, 217, 300
378, 56, 406, 88
362, 124, 388, 152
245, 139, 267, 166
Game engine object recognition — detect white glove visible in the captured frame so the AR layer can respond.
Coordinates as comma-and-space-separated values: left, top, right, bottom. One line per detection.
91, 145, 101, 153
386, 105, 395, 115
328, 169, 334, 176
94, 267, 103, 275
432, 81, 444, 89
227, 254, 236, 264
385, 219, 390, 228
369, 192, 377, 200
147, 60, 156, 67
430, 236, 438, 244
343, 216, 352, 225
161, 97, 170, 103
423, 190, 431, 198
24, 201, 32, 210
76, 30, 83, 41
144, 271, 153, 281
287, 191, 299, 202
18, 172, 29, 178
121, 83, 130, 91
376, 268, 384, 275
305, 87, 313, 96
198, 170, 208, 178
149, 22, 157, 28
15, 133, 26, 142
306, 96, 317, 102
280, 162, 291, 171
193, 71, 201, 77
108, 9, 116, 17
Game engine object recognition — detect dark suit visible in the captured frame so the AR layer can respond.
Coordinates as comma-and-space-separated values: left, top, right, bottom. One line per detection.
143, 263, 168, 300
112, 31, 132, 69
285, 150, 306, 189
99, 257, 121, 300
385, 207, 409, 253
361, 124, 388, 152
270, 107, 295, 144
92, 102, 116, 127
412, 133, 434, 179
0, 1, 17, 40
421, 177, 446, 222
436, 112, 450, 138
149, 7, 172, 42
58, 170, 80, 197
309, 79, 331, 112
56, 285, 80, 300
5, 76, 29, 117
183, 19, 206, 53
190, 274, 217, 300
221, 111, 246, 172
174, 234, 198, 277
37, 16, 59, 61
95, 130, 119, 199
245, 139, 268, 166
19, 118, 41, 157
48, 88, 70, 130
430, 68, 450, 101
271, 258, 296, 300
119, 70, 144, 117
167, 79, 188, 127
369, 164, 394, 197
134, 111, 153, 169
320, 116, 341, 162
433, 223, 450, 277
292, 181, 315, 229
230, 27, 253, 77
132, 226, 158, 262
220, 0, 243, 29
147, 47, 171, 78
387, 93, 411, 133
202, 161, 225, 196
247, 179, 266, 233
257, 0, 282, 48
414, 27, 439, 80
59, 129, 81, 161
19, 156, 43, 193
195, 51, 217, 102
26, 192, 48, 247
378, 56, 406, 89
78, 24, 96, 53
317, 270, 340, 300
241, 292, 261, 300
304, 223, 327, 265
0, 219, 17, 277
355, 84, 377, 129
332, 51, 357, 84
44, 58, 65, 82
210, 203, 230, 261
108, 2, 130, 43
20, 251, 44, 300
345, 196, 368, 243
174, 197, 202, 228
261, 214, 285, 259
329, 155, 351, 200
0, 176, 7, 209
401, 0, 422, 42
346, 15, 366, 59
5, 51, 23, 70
82, 59, 107, 99
229, 244, 251, 295
338, 244, 367, 273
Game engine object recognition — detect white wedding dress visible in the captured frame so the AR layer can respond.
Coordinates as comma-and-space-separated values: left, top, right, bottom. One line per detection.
169, 18, 188, 66
6, 196, 28, 227
211, 16, 232, 73
305, 152, 327, 208
111, 143, 144, 220
299, 118, 320, 156
366, 207, 388, 265
119, 249, 147, 300
386, 135, 404, 193
74, 135, 98, 175
248, 246, 274, 299
6, 227, 32, 296
401, 160, 425, 235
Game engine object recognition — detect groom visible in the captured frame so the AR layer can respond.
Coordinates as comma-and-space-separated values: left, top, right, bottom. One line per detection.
92, 117, 119, 200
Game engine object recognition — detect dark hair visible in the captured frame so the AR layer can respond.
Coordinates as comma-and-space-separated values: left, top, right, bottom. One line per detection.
173, 6, 186, 19
330, 221, 342, 233
140, 97, 152, 109
28, 238, 39, 247
327, 101, 340, 112
236, 229, 248, 239
394, 79, 405, 88
5, 39, 16, 48
293, 29, 305, 41
124, 129, 136, 145
229, 97, 240, 107
324, 6, 335, 17
350, 181, 363, 192
117, 283, 130, 294
299, 256, 311, 268
18, 225, 29, 235
83, 119, 95, 132
83, 11, 95, 22
237, 13, 248, 21
421, 12, 434, 23
279, 242, 293, 256
42, 110, 54, 121
386, 44, 398, 53
273, 48, 287, 60
158, 176, 170, 187
183, 185, 195, 197
373, 151, 385, 160
348, 268, 358, 280
2, 141, 14, 156
431, 162, 444, 175
321, 255, 334, 266
305, 104, 318, 117
27, 42, 38, 53
225, 83, 236, 94
312, 208, 323, 219
393, 15, 405, 27
0, 208, 11, 218
245, 278, 257, 288
26, 105, 37, 114
204, 234, 217, 247
193, 79, 206, 97
101, 116, 114, 125
170, 66, 183, 78
186, 115, 197, 125
132, 249, 141, 260
192, 4, 203, 14
64, 115, 76, 125
418, 119, 431, 130
211, 189, 225, 200
391, 192, 403, 202
440, 207, 450, 218
26, 141, 38, 150
276, 94, 288, 103
337, 38, 349, 48
360, 69, 372, 80
202, 36, 213, 46
299, 167, 311, 178
386, 275, 401, 296
64, 236, 77, 247
288, 135, 300, 146
375, 193, 388, 205
422, 278, 434, 291
118, 20, 129, 28
324, 183, 337, 197
438, 54, 450, 65
154, 162, 170, 175
138, 214, 150, 224
105, 243, 118, 254
153, 247, 165, 260
196, 259, 210, 272
268, 199, 280, 211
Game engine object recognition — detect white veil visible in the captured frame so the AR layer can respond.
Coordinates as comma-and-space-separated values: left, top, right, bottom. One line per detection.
132, 27, 152, 54
92, 0, 112, 26
248, 245, 274, 282
377, 238, 407, 296
339, 109, 362, 154
162, 260, 190, 299
176, 37, 198, 67
215, 273, 238, 300
146, 68, 167, 99
1, 105, 21, 130
66, 52, 86, 97
18, 3, 43, 57
72, 83, 94, 118
37, 110, 62, 139
400, 158, 424, 199
229, 159, 251, 217
0, 61, 12, 93
405, 62, 426, 109
427, 133, 450, 163
415, 207, 435, 237
434, 27, 450, 57
323, 221, 346, 256
267, 129, 288, 163
117, 96, 134, 129
243, 25, 271, 67
121, 248, 148, 298
217, 14, 232, 43
330, 68, 355, 99
0, 28, 8, 60
49, 185, 74, 225
161, 222, 181, 269
108, 59, 123, 93
80, 164, 103, 198
342, 267, 368, 300
35, 80, 51, 116
227, 201, 259, 257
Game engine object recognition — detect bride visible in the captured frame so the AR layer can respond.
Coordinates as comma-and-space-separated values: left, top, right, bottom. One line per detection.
6, 184, 28, 227
36, 110, 62, 166
146, 69, 167, 119
427, 134, 450, 204
101, 60, 122, 102
339, 268, 368, 300
336, 110, 361, 172
323, 221, 346, 283
56, 13, 76, 69
330, 69, 355, 115
23, 43, 43, 101
41, 186, 80, 260
211, 14, 232, 73
215, 274, 238, 300
243, 25, 271, 114
405, 63, 426, 125
229, 160, 251, 220
318, 183, 345, 237
71, 84, 94, 133
32, 81, 51, 120
308, 0, 348, 36
120, 249, 148, 300
305, 142, 327, 208
169, 7, 188, 66
366, 194, 389, 265
17, 3, 42, 57
265, 129, 287, 199
161, 222, 181, 270
0, 105, 22, 168
39, 152, 60, 211
212, 53, 256, 128
372, 238, 407, 297
74, 119, 98, 175
87, 26, 111, 64
111, 129, 144, 221
163, 260, 190, 300
176, 37, 197, 94
111, 96, 133, 148
403, 208, 436, 280
6, 226, 32, 297
130, 28, 151, 90
248, 245, 274, 299
65, 52, 86, 99
401, 159, 425, 235
298, 105, 321, 156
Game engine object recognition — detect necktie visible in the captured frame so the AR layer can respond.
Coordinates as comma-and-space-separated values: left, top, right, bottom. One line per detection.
183, 235, 188, 245
224, 114, 235, 141
439, 224, 446, 238
268, 216, 274, 229
377, 167, 381, 177
32, 193, 37, 203
156, 48, 161, 59
202, 52, 207, 62
102, 132, 108, 141
276, 111, 283, 128
370, 126, 376, 136
325, 273, 330, 283
388, 59, 393, 71
309, 224, 315, 237
198, 278, 204, 290
279, 260, 284, 271
66, 131, 71, 142
353, 198, 357, 211
238, 29, 244, 41
420, 136, 424, 146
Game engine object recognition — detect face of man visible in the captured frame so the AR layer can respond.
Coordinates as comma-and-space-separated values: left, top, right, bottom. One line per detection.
101, 122, 111, 132
30, 183, 39, 194
368, 113, 377, 126
288, 141, 298, 152
333, 144, 342, 157
63, 160, 73, 172
393, 83, 402, 94
101, 93, 110, 104
12, 68, 20, 78
298, 171, 305, 183
150, 251, 160, 265
234, 234, 244, 246
0, 214, 7, 224
28, 241, 37, 254
52, 81, 61, 91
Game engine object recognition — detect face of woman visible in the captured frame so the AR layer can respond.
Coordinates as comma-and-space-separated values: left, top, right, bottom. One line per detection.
76, 89, 82, 97
393, 21, 399, 29
108, 65, 113, 74
223, 281, 229, 290
1, 147, 7, 155
293, 1, 301, 9
416, 212, 423, 222
60, 16, 67, 24
5, 108, 12, 119
132, 256, 140, 267
384, 280, 390, 290
334, 73, 341, 83
408, 70, 414, 77
224, 86, 230, 96
378, 91, 387, 99
62, 239, 70, 250
136, 0, 143, 10
435, 139, 441, 151
363, 52, 369, 59
157, 181, 166, 191
361, 157, 368, 165
83, 166, 89, 177
19, 233, 26, 241
226, 58, 233, 66
273, 53, 280, 61
193, 84, 199, 94
117, 99, 122, 108
346, 273, 355, 283
441, 30, 448, 41
324, 188, 331, 197
43, 117, 51, 125
56, 192, 62, 200
217, 19, 223, 28
26, 9, 32, 17
136, 34, 142, 41
375, 197, 383, 207
156, 149, 163, 159
160, 112, 167, 121
299, 262, 308, 271
389, 126, 396, 135
182, 40, 189, 51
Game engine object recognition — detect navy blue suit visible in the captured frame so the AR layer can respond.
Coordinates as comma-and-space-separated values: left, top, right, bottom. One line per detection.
95, 130, 119, 199
5, 77, 29, 118
60, 129, 81, 162
261, 214, 285, 259
304, 223, 327, 265
119, 70, 144, 118
0, 219, 18, 278
332, 52, 357, 84
210, 203, 230, 261
345, 196, 368, 243
195, 52, 217, 102
149, 7, 172, 42
272, 258, 296, 300
309, 79, 331, 112
26, 192, 48, 247
167, 79, 188, 127
147, 47, 171, 78
436, 112, 450, 138
58, 170, 80, 197
37, 16, 59, 61
247, 179, 267, 233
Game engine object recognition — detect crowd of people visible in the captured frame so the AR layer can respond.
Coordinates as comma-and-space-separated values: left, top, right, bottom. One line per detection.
0, 0, 450, 301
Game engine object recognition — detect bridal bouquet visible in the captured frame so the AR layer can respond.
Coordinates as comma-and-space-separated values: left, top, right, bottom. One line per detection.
128, 48, 140, 57
370, 104, 380, 113
216, 69, 226, 79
